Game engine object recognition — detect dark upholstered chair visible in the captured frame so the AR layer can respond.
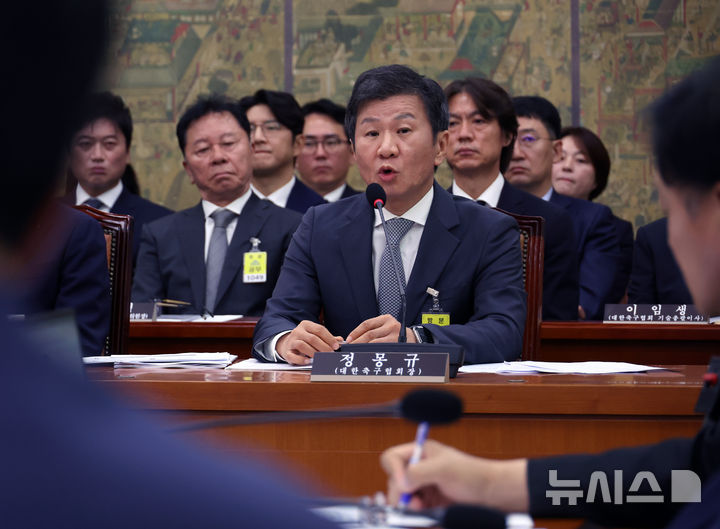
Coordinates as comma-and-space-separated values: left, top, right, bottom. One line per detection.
494, 208, 544, 361
73, 205, 133, 355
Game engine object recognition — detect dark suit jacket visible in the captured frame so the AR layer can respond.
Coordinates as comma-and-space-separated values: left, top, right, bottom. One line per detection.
528, 380, 720, 527
496, 182, 580, 321
132, 193, 301, 316
0, 294, 338, 529
550, 191, 622, 320
64, 187, 173, 264
253, 182, 527, 364
286, 178, 326, 214
611, 214, 634, 302
628, 217, 693, 304
22, 206, 110, 356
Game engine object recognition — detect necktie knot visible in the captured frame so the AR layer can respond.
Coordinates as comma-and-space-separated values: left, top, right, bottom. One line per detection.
385, 217, 414, 247
83, 198, 105, 210
211, 208, 236, 229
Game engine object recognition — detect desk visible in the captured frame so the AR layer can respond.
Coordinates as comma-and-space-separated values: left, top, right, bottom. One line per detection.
129, 319, 720, 364
90, 364, 704, 498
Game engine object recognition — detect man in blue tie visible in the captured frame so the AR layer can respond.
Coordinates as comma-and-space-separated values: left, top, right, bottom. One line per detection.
253, 65, 526, 365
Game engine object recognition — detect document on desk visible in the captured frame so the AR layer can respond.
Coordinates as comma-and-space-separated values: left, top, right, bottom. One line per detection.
83, 352, 237, 368
312, 505, 437, 528
155, 314, 243, 322
459, 361, 667, 375
226, 358, 312, 371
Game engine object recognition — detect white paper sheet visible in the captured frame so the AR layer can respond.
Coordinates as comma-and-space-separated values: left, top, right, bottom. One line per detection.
458, 361, 666, 375
84, 352, 236, 368
225, 357, 312, 371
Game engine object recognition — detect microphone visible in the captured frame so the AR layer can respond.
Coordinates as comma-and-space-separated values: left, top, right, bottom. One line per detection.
366, 183, 408, 343
172, 388, 463, 433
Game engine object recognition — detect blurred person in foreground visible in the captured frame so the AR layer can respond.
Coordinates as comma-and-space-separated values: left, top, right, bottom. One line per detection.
0, 2, 338, 528
382, 58, 720, 529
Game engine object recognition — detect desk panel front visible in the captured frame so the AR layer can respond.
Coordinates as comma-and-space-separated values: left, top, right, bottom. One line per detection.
89, 366, 704, 498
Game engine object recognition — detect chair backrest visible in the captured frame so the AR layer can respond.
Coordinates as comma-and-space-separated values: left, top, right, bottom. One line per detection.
494, 208, 544, 361
73, 205, 133, 355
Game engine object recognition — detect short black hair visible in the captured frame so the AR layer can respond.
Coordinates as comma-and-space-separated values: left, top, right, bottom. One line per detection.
76, 92, 133, 148
560, 127, 611, 201
176, 95, 250, 154
445, 77, 518, 174
345, 64, 448, 144
301, 98, 346, 128
650, 56, 720, 192
239, 89, 304, 138
512, 96, 561, 139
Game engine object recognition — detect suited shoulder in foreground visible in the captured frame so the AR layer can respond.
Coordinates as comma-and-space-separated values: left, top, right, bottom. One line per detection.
253, 65, 526, 366
132, 95, 301, 316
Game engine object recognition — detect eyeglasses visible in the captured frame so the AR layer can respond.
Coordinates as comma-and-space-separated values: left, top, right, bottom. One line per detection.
302, 135, 350, 154
249, 121, 286, 137
516, 134, 553, 150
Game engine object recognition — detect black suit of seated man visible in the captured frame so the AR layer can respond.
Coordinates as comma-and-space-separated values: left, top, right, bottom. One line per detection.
132, 95, 301, 316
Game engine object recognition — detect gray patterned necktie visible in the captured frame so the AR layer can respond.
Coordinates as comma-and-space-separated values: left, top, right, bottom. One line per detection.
377, 217, 414, 320
205, 208, 237, 313
83, 198, 105, 210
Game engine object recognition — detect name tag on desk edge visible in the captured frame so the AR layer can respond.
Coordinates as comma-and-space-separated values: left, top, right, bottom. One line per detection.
311, 352, 448, 383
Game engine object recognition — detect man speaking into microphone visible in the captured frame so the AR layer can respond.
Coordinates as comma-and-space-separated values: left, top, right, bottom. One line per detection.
253, 64, 526, 365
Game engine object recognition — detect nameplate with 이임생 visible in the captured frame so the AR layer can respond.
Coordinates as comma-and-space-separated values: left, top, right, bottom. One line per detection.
310, 352, 449, 383
604, 304, 707, 324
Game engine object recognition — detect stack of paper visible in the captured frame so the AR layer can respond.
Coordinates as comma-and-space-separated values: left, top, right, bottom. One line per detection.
83, 352, 237, 368
459, 361, 666, 375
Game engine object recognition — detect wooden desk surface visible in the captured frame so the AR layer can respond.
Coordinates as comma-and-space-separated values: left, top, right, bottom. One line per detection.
129, 319, 720, 364
90, 364, 705, 498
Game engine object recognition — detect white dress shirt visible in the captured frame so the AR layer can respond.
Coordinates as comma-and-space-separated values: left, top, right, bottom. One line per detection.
541, 187, 553, 201
250, 176, 295, 208
451, 172, 505, 207
201, 188, 252, 261
75, 181, 124, 211
322, 183, 347, 203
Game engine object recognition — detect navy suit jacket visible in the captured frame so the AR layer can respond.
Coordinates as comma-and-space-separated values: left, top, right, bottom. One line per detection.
549, 190, 623, 320
0, 294, 337, 529
64, 187, 173, 264
253, 182, 527, 364
628, 217, 693, 304
496, 181, 580, 321
611, 214, 634, 301
286, 178, 326, 214
22, 206, 110, 356
132, 193, 301, 316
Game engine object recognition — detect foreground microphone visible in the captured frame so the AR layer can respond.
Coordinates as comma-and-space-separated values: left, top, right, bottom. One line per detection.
172, 388, 463, 433
366, 183, 408, 343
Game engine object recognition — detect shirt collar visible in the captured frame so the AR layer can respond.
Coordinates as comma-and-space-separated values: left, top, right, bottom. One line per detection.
75, 180, 123, 209
542, 187, 554, 202
250, 175, 295, 208
451, 172, 504, 208
323, 183, 347, 203
201, 187, 252, 218
374, 186, 434, 228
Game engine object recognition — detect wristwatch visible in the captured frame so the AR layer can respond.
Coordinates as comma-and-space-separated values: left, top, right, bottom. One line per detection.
411, 325, 433, 343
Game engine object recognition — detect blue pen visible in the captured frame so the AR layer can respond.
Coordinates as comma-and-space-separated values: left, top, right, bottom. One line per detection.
398, 421, 429, 509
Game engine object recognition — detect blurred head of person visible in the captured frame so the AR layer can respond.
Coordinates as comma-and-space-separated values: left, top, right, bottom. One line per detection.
552, 126, 610, 201
297, 99, 353, 197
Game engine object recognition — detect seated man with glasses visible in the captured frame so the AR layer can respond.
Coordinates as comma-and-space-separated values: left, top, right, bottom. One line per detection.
239, 90, 326, 214
505, 96, 622, 320
297, 99, 360, 202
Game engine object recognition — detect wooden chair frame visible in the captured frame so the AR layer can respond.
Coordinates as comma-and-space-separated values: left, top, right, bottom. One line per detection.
74, 205, 133, 355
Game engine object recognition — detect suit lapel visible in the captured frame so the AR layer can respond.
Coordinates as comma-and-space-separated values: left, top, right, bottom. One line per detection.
338, 196, 377, 322
215, 194, 267, 305
405, 184, 460, 323
178, 203, 207, 309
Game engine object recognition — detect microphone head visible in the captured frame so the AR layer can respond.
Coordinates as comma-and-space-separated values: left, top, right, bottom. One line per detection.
400, 389, 463, 425
365, 183, 386, 209
441, 504, 507, 529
